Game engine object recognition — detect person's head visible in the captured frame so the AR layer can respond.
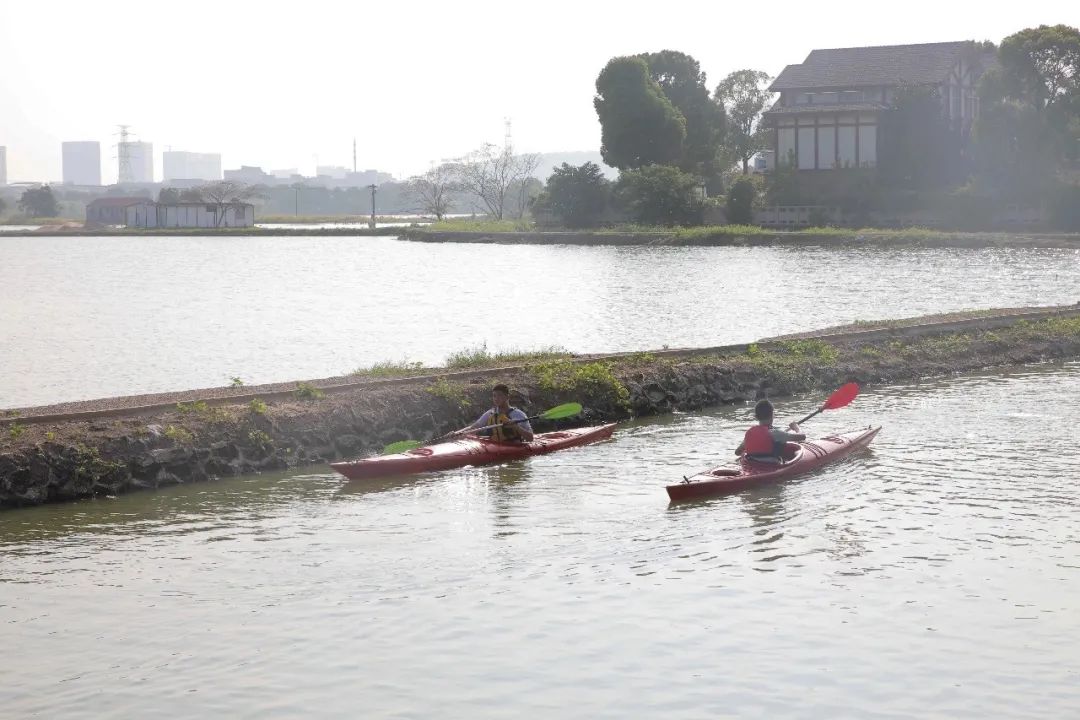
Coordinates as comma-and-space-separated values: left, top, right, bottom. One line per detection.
492, 383, 510, 407
754, 399, 774, 425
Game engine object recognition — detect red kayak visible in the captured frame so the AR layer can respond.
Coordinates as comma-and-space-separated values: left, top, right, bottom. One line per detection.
667, 426, 880, 501
331, 424, 617, 480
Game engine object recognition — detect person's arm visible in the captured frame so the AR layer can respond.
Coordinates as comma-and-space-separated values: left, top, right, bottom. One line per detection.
507, 409, 534, 441
771, 426, 806, 444
734, 440, 746, 456
450, 410, 493, 437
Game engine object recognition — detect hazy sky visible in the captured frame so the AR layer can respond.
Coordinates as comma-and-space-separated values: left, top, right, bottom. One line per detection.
0, 1, 1075, 183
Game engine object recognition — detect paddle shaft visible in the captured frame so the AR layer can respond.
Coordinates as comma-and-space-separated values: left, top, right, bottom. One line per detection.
795, 407, 824, 425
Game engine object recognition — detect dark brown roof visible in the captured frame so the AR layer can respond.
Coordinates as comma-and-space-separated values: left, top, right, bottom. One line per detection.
770, 41, 972, 91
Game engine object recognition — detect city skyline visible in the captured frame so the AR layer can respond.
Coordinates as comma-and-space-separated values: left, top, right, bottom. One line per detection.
1, 1, 1075, 183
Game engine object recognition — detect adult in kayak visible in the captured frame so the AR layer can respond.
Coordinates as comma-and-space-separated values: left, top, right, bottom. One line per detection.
451, 384, 534, 443
734, 399, 806, 463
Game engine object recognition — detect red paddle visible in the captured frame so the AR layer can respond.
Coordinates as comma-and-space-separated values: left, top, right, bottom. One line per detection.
795, 382, 860, 425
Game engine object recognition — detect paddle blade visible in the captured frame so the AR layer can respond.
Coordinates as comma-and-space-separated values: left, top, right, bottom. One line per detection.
539, 402, 583, 420
381, 439, 423, 455
823, 383, 860, 410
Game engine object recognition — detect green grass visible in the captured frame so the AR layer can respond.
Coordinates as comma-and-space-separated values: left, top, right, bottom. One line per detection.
445, 343, 572, 369
248, 398, 269, 415
530, 359, 630, 409
164, 425, 194, 445
351, 359, 427, 378
426, 377, 471, 408
425, 218, 535, 232
294, 383, 326, 401
258, 214, 426, 224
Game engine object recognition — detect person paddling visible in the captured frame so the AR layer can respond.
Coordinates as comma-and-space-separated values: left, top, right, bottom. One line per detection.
734, 399, 806, 463
451, 384, 534, 443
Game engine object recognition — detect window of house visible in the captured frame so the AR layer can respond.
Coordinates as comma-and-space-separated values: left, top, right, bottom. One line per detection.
816, 92, 838, 105
838, 126, 857, 167
818, 127, 836, 169
840, 90, 862, 103
778, 128, 796, 165
798, 127, 815, 169
206, 205, 216, 213
798, 93, 813, 105
859, 125, 877, 167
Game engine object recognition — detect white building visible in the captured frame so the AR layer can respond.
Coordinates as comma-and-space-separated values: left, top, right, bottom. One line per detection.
0, 146, 7, 185
62, 141, 102, 186
87, 198, 255, 228
163, 151, 222, 182
119, 141, 154, 183
316, 165, 350, 179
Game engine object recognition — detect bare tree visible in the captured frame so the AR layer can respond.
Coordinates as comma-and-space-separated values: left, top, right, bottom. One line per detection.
192, 181, 259, 226
405, 163, 457, 220
513, 153, 542, 219
453, 143, 542, 220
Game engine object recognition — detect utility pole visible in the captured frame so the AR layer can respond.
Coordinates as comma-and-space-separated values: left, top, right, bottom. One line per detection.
368, 184, 377, 228
294, 185, 299, 217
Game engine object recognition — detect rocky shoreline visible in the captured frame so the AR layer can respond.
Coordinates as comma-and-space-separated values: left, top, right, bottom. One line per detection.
2, 305, 1079, 509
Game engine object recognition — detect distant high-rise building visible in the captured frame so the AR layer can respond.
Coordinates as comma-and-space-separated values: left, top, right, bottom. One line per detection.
119, 141, 154, 183
62, 141, 102, 186
163, 151, 222, 182
0, 146, 7, 185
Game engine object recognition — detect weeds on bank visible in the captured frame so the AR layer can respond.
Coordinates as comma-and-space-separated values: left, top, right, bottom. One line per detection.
744, 339, 840, 386
531, 360, 630, 409
351, 359, 426, 378
445, 343, 572, 369
176, 400, 233, 424
294, 383, 326, 401
427, 377, 470, 409
73, 444, 125, 481
164, 425, 194, 445
8, 422, 26, 441
248, 398, 269, 415
247, 430, 273, 449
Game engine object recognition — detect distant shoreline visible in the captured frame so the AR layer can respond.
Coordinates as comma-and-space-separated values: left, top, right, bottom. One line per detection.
401, 227, 1080, 250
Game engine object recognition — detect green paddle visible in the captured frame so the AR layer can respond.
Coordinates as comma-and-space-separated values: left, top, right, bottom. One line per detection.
381, 402, 583, 455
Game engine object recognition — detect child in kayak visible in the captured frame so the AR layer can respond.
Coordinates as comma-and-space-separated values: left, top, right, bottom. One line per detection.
735, 399, 806, 462
451, 384, 535, 443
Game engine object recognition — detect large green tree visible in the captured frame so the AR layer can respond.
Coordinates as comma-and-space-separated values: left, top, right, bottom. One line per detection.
974, 25, 1080, 196
714, 69, 773, 174
635, 50, 727, 176
18, 185, 60, 218
613, 165, 703, 226
877, 84, 955, 189
594, 57, 686, 170
533, 162, 610, 228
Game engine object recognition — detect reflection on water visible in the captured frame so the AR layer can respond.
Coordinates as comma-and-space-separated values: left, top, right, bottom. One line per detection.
2, 236, 1079, 406
3, 363, 1080, 718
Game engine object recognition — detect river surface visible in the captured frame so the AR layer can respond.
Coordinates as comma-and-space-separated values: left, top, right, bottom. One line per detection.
3, 363, 1080, 718
1, 235, 1078, 408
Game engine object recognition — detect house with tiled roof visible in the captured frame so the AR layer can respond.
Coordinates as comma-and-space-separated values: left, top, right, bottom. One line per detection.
764, 41, 992, 172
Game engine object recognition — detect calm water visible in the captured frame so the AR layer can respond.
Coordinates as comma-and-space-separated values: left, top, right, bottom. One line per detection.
2, 235, 1079, 408
3, 364, 1080, 718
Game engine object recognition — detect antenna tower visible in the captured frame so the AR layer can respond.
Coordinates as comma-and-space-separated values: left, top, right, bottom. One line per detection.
503, 117, 513, 152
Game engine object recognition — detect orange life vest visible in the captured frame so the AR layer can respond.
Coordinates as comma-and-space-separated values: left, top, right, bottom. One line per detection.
743, 425, 776, 456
